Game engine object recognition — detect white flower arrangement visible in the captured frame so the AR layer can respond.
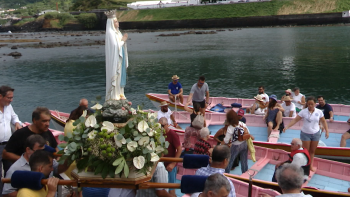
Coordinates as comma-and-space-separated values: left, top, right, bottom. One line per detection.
58, 102, 168, 179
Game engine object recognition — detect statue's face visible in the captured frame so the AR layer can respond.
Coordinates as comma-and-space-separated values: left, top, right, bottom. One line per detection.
113, 19, 119, 29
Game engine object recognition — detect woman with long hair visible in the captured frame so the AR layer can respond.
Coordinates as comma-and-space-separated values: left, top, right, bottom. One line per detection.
264, 94, 284, 136
183, 102, 206, 151
283, 96, 329, 171
223, 110, 254, 173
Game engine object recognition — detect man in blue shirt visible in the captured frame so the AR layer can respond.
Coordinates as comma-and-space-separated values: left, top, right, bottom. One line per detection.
316, 96, 334, 121
168, 75, 183, 104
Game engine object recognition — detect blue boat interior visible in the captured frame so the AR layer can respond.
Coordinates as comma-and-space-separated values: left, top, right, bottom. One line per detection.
174, 159, 350, 196
177, 124, 350, 148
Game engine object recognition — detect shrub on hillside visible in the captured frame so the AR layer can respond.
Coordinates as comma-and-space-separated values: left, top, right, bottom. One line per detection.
77, 13, 97, 29
57, 13, 74, 25
44, 12, 58, 19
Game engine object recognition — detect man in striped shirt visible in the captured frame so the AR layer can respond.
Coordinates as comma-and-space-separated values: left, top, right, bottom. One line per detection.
195, 145, 236, 197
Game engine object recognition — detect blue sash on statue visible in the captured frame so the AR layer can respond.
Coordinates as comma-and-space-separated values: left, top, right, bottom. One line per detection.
120, 46, 127, 88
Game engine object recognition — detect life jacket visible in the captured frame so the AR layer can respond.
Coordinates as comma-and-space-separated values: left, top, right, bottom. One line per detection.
287, 148, 311, 176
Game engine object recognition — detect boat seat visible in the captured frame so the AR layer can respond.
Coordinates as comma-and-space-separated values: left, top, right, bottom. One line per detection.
268, 130, 280, 143
241, 158, 271, 179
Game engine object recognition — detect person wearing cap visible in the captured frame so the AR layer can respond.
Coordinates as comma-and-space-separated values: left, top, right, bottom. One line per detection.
157, 101, 181, 129
281, 89, 293, 101
264, 94, 284, 136
316, 96, 334, 121
291, 87, 305, 112
187, 76, 209, 115
281, 96, 297, 118
237, 109, 246, 124
168, 75, 183, 104
247, 95, 266, 115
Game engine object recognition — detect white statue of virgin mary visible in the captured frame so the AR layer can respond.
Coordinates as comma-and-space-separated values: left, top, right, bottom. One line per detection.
105, 10, 129, 101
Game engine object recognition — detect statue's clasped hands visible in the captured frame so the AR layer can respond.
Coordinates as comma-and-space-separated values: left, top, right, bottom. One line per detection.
122, 33, 128, 42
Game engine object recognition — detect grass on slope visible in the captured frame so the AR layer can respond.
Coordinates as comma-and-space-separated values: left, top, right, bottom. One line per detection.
117, 0, 350, 22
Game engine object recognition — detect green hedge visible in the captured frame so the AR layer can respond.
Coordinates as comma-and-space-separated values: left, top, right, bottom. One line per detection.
77, 13, 97, 29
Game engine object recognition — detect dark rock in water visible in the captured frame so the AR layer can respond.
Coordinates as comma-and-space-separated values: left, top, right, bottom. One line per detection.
11, 46, 18, 49
216, 29, 225, 31
228, 29, 234, 31
8, 52, 22, 57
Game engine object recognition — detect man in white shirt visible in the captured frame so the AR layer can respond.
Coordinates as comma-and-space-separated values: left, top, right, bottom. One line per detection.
190, 173, 231, 197
0, 86, 22, 194
281, 96, 296, 118
258, 86, 269, 106
157, 101, 180, 128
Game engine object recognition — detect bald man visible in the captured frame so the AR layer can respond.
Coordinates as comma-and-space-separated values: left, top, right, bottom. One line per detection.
272, 138, 311, 182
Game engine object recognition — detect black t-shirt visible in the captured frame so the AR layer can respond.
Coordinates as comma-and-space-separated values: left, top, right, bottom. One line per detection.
4, 126, 58, 156
316, 103, 333, 119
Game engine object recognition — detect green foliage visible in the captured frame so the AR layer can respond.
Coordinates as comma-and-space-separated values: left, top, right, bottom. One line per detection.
44, 12, 58, 19
57, 12, 73, 25
76, 13, 97, 29
13, 18, 35, 26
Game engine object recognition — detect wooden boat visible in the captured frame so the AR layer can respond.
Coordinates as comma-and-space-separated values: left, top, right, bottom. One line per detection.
50, 109, 350, 159
172, 111, 350, 160
176, 144, 350, 197
50, 110, 69, 131
146, 93, 350, 121
23, 122, 64, 145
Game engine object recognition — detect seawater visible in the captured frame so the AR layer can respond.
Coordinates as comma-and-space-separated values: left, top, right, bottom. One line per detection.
1, 26, 350, 123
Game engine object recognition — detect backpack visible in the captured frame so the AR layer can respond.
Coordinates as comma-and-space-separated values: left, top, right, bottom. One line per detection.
192, 114, 204, 129
234, 126, 251, 142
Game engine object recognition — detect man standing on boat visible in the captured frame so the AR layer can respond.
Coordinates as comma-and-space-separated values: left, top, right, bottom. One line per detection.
0, 85, 22, 195
168, 75, 183, 104
316, 96, 334, 122
272, 138, 310, 183
187, 76, 209, 115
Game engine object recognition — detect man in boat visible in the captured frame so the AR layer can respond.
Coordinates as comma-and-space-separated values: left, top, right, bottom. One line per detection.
187, 76, 210, 115
246, 95, 266, 115
195, 145, 236, 197
272, 138, 310, 183
3, 135, 67, 197
74, 98, 94, 114
340, 117, 350, 147
237, 109, 246, 123
0, 85, 22, 194
190, 173, 231, 197
2, 107, 58, 172
168, 75, 183, 104
258, 86, 269, 105
157, 101, 181, 129
159, 117, 182, 196
261, 163, 312, 197
316, 96, 334, 122
16, 150, 59, 197
281, 96, 296, 118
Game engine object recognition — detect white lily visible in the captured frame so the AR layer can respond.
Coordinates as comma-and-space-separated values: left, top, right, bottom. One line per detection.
87, 131, 97, 139
133, 156, 145, 169
81, 110, 87, 118
101, 121, 114, 134
64, 146, 69, 154
114, 135, 126, 148
154, 123, 162, 130
148, 112, 157, 120
147, 129, 154, 137
85, 115, 97, 128
138, 136, 149, 146
155, 146, 164, 154
127, 141, 138, 152
91, 103, 103, 110
131, 108, 137, 115
150, 152, 160, 162
146, 141, 155, 151
137, 120, 149, 132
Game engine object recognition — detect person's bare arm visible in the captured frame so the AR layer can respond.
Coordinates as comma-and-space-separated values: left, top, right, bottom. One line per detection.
168, 89, 172, 96
276, 103, 284, 112
2, 149, 20, 162
283, 115, 302, 132
205, 91, 209, 104
14, 122, 22, 130
289, 111, 294, 117
329, 111, 334, 122
170, 114, 178, 127
155, 190, 176, 197
300, 96, 306, 106
178, 88, 183, 96
320, 117, 329, 139
186, 93, 193, 105
166, 146, 182, 172
183, 102, 193, 113
213, 128, 224, 143
46, 177, 59, 197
